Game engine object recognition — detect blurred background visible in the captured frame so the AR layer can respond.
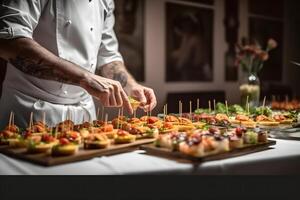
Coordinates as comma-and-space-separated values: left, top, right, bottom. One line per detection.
0, 0, 300, 118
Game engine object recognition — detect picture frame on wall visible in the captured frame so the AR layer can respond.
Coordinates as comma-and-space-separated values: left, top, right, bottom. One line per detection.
114, 0, 145, 82
166, 2, 214, 82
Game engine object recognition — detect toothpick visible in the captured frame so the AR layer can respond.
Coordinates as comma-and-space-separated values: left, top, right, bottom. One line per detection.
246, 95, 249, 108
189, 101, 192, 120
42, 112, 46, 125
105, 114, 108, 125
197, 99, 199, 110
29, 112, 33, 131
50, 127, 54, 136
213, 99, 216, 112
262, 96, 266, 108
121, 107, 124, 117
163, 105, 166, 122
117, 109, 121, 129
225, 101, 229, 116
133, 110, 136, 118
285, 95, 289, 103
62, 120, 65, 133
8, 111, 12, 128
68, 110, 72, 122
247, 102, 250, 115
166, 104, 168, 116
12, 112, 14, 126
55, 126, 58, 138
180, 101, 183, 118
208, 100, 211, 113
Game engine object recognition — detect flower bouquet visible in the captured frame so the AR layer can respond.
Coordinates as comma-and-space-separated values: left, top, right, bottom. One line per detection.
235, 38, 278, 107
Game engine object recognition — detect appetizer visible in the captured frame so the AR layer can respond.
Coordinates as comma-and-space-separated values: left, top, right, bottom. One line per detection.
0, 125, 20, 145
84, 134, 110, 149
114, 129, 136, 144
159, 122, 178, 134
27, 134, 58, 154
229, 114, 256, 128
52, 138, 79, 156
255, 115, 280, 126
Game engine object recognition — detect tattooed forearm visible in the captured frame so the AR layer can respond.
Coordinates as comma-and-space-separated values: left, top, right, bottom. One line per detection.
10, 56, 76, 84
96, 61, 135, 88
0, 38, 89, 86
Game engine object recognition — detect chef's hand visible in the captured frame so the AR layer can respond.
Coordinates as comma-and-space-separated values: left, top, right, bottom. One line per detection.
80, 74, 133, 114
124, 83, 157, 112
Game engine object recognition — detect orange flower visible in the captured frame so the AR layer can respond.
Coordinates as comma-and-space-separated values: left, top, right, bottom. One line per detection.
259, 51, 269, 61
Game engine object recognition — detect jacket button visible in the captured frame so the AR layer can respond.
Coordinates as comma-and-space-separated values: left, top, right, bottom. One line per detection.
65, 20, 72, 26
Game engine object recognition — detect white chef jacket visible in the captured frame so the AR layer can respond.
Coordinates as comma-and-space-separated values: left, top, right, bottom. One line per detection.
0, 0, 123, 129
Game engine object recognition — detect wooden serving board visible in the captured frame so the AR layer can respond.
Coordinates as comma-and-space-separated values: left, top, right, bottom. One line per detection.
0, 138, 155, 166
140, 140, 276, 162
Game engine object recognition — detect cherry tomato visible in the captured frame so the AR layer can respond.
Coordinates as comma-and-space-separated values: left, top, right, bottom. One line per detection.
59, 138, 70, 145
101, 124, 114, 132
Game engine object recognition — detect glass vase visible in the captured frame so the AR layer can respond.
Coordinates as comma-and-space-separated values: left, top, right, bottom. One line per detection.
239, 73, 260, 107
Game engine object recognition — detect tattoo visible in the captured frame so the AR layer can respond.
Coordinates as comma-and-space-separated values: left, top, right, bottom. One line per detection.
96, 61, 131, 88
10, 56, 75, 84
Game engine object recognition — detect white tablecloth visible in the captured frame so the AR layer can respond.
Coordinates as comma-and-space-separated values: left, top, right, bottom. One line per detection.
0, 139, 299, 175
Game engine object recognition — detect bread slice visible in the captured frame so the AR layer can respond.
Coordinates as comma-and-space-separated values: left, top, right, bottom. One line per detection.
27, 143, 54, 154
52, 144, 79, 156
84, 140, 110, 149
114, 135, 136, 144
179, 143, 204, 157
256, 121, 280, 126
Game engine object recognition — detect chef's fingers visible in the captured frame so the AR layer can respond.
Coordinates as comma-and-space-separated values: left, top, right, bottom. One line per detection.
108, 85, 117, 107
143, 88, 157, 112
113, 82, 123, 107
132, 88, 147, 106
120, 89, 133, 114
100, 89, 110, 107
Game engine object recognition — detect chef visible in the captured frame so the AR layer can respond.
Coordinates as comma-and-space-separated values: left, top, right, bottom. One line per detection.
0, 0, 157, 129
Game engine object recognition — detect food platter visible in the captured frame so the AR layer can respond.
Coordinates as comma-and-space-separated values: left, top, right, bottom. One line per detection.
0, 138, 155, 166
141, 140, 276, 162
0, 98, 298, 166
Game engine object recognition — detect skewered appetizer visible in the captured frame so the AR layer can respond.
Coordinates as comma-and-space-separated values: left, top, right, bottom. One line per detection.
178, 133, 204, 157
57, 130, 82, 144
159, 122, 178, 134
57, 120, 74, 132
0, 124, 20, 145
229, 114, 256, 128
27, 133, 58, 154
228, 127, 245, 149
255, 115, 280, 126
271, 99, 300, 111
52, 138, 79, 156
84, 134, 110, 149
155, 131, 188, 151
272, 114, 294, 124
114, 129, 136, 144
98, 123, 118, 139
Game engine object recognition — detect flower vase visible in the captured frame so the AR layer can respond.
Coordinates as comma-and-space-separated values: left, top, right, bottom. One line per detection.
239, 73, 260, 107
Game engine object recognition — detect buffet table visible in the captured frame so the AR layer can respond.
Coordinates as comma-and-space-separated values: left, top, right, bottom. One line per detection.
0, 138, 299, 175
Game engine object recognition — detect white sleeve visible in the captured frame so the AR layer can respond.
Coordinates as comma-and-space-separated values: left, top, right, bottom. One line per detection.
0, 0, 45, 39
97, 0, 124, 67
